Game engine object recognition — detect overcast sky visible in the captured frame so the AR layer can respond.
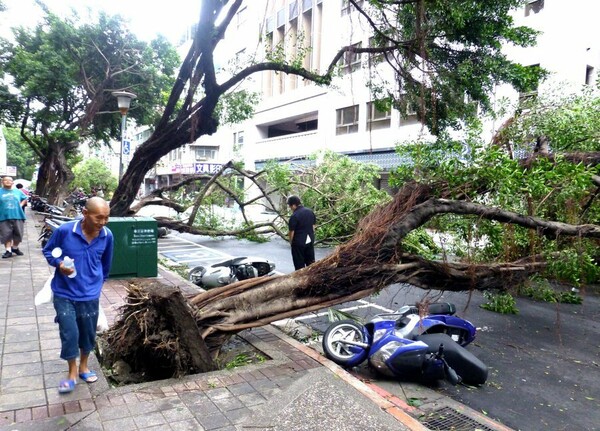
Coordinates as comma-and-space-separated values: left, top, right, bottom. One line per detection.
0, 0, 201, 44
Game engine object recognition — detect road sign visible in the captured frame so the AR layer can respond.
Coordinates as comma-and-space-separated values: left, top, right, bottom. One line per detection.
122, 140, 130, 155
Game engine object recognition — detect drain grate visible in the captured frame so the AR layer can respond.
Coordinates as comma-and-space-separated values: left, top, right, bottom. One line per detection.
421, 406, 496, 431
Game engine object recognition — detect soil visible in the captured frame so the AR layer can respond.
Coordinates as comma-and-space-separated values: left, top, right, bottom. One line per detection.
98, 332, 268, 386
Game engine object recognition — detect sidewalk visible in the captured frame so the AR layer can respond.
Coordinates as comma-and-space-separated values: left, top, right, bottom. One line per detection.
0, 211, 509, 431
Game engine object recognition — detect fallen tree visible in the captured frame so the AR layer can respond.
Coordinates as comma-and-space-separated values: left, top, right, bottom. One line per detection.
101, 182, 599, 378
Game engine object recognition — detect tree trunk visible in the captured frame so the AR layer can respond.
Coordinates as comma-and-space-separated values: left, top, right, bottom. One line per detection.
34, 141, 76, 205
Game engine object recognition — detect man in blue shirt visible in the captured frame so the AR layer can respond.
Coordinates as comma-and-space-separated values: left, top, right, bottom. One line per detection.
0, 176, 28, 258
43, 197, 114, 393
287, 195, 316, 270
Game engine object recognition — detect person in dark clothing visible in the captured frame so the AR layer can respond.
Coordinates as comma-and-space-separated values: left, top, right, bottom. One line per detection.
287, 195, 316, 270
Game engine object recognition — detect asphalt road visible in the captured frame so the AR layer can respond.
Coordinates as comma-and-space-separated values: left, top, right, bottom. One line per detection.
163, 233, 600, 431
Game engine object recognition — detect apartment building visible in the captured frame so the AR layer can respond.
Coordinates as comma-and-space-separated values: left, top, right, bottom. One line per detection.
143, 0, 599, 195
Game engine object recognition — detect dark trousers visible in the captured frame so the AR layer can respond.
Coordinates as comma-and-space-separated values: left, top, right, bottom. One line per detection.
291, 243, 315, 270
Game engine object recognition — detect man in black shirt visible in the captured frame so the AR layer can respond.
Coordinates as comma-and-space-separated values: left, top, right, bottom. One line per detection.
287, 195, 316, 270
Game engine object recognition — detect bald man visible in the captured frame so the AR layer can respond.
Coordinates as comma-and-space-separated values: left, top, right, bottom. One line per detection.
43, 197, 114, 394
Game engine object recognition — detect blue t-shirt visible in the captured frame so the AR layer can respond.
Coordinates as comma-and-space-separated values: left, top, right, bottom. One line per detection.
0, 188, 27, 221
43, 220, 114, 301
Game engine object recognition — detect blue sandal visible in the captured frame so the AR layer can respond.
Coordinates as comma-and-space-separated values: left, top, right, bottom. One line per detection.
58, 379, 76, 394
79, 371, 98, 383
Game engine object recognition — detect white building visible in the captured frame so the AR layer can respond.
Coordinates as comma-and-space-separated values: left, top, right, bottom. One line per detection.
144, 0, 599, 195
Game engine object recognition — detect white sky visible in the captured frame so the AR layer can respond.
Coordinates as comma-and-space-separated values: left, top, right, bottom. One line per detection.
0, 0, 201, 44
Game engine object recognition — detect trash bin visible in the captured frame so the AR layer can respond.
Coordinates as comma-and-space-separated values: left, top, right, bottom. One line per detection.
107, 217, 158, 278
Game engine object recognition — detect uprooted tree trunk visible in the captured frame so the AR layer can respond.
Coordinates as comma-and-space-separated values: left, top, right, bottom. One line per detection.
103, 183, 599, 377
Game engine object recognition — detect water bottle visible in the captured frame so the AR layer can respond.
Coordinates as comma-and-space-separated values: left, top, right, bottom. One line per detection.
63, 256, 77, 278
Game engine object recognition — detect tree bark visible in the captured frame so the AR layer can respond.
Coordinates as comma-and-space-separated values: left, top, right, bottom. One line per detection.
34, 140, 77, 204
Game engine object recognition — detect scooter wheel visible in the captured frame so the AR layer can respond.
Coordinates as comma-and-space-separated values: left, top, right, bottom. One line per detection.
322, 320, 369, 367
188, 266, 206, 286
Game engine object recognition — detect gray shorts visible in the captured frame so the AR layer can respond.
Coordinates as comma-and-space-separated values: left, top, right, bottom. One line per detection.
0, 219, 25, 243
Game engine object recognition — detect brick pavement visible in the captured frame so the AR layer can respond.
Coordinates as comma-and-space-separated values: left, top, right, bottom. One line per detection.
0, 210, 420, 430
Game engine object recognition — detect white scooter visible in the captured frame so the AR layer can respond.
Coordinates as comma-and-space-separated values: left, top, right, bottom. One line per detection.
188, 256, 276, 288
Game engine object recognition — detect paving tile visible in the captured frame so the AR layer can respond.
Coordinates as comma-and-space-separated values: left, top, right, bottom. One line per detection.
222, 406, 252, 424
102, 416, 137, 431
98, 404, 130, 421
184, 396, 219, 415
2, 340, 39, 354
0, 411, 15, 426
128, 400, 161, 416
237, 392, 267, 408
14, 408, 32, 423
212, 396, 244, 413
132, 411, 167, 428
169, 418, 204, 431
196, 411, 231, 430
2, 351, 41, 366
31, 405, 49, 420
227, 382, 255, 396
205, 387, 231, 401
6, 316, 37, 325
1, 374, 46, 394
0, 389, 46, 411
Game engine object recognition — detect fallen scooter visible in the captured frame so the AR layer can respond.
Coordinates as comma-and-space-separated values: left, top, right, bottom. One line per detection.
322, 303, 488, 385
188, 256, 276, 289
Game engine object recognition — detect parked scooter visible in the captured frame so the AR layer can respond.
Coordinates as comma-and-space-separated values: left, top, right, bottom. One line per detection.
38, 215, 72, 247
188, 256, 276, 288
322, 303, 488, 385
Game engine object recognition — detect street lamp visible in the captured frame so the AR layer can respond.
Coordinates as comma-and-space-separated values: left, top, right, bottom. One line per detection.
112, 91, 137, 179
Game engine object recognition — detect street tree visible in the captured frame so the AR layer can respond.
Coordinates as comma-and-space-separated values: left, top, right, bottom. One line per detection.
99, 1, 599, 375
71, 158, 118, 198
0, 10, 179, 203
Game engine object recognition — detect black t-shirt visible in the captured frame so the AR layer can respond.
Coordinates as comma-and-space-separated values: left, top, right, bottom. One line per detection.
289, 206, 316, 246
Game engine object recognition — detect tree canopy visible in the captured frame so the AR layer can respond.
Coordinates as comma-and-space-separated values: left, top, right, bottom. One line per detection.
0, 9, 179, 202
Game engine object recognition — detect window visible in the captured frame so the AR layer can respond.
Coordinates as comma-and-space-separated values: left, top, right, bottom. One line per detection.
339, 42, 362, 74
341, 0, 364, 16
289, 0, 299, 20
193, 146, 218, 161
276, 8, 285, 28
586, 65, 595, 85
525, 0, 544, 16
366, 101, 391, 130
233, 131, 244, 150
302, 0, 313, 13
336, 105, 359, 135
236, 6, 247, 29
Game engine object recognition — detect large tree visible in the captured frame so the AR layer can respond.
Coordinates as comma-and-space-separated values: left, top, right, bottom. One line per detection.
98, 1, 600, 372
109, 0, 542, 215
0, 9, 179, 203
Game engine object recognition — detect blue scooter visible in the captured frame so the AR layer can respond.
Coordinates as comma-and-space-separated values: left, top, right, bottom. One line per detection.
322, 303, 488, 385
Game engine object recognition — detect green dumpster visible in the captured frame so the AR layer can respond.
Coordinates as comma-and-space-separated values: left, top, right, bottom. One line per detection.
107, 217, 158, 278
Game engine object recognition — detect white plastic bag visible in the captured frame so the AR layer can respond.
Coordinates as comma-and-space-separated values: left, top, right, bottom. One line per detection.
35, 274, 54, 306
97, 305, 109, 333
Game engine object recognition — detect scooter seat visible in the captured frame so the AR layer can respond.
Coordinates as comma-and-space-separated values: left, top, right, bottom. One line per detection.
417, 333, 488, 385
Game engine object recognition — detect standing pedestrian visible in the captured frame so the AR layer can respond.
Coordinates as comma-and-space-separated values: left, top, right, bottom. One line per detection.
43, 197, 114, 393
0, 176, 28, 258
287, 195, 316, 270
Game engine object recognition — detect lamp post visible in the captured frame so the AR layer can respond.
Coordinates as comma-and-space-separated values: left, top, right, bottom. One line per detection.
112, 91, 137, 179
